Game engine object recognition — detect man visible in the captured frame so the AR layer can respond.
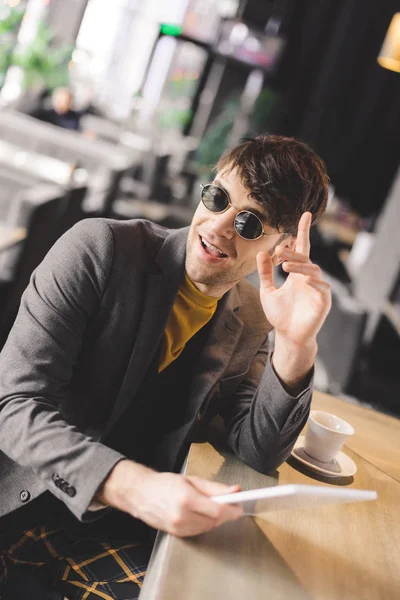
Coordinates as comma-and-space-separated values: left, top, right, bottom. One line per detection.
30, 87, 82, 131
0, 135, 331, 599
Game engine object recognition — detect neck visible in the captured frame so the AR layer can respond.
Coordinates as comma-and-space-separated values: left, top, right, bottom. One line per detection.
186, 277, 237, 298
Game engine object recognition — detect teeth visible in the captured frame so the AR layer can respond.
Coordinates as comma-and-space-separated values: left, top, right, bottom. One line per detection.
201, 237, 226, 256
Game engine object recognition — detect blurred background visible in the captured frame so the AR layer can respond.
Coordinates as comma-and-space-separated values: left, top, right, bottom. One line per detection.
0, 0, 399, 416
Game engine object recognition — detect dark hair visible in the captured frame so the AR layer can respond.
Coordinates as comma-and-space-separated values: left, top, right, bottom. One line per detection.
216, 134, 329, 233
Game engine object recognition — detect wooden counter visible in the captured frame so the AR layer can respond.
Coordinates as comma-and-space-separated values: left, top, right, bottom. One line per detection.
140, 391, 400, 600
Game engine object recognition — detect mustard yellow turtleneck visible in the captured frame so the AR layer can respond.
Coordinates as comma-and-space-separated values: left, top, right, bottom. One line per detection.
158, 273, 220, 372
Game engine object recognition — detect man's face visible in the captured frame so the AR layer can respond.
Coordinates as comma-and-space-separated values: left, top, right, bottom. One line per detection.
52, 88, 72, 114
185, 167, 294, 297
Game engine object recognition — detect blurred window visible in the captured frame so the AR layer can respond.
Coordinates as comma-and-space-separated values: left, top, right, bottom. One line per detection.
75, 0, 190, 118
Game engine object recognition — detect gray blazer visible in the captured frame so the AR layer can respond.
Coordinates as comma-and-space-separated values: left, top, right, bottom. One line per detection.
0, 219, 312, 521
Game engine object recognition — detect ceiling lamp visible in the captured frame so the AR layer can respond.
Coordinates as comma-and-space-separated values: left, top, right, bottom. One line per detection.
378, 13, 400, 73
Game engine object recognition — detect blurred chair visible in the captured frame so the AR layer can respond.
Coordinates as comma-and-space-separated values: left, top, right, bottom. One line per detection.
0, 109, 141, 216
316, 273, 367, 395
0, 165, 54, 281
0, 164, 46, 224
0, 185, 65, 347
55, 185, 87, 239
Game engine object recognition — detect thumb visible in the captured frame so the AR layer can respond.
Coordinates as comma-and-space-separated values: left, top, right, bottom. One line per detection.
186, 476, 240, 497
256, 251, 276, 294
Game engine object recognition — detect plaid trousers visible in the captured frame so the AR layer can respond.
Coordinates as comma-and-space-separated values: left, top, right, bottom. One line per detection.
0, 515, 153, 600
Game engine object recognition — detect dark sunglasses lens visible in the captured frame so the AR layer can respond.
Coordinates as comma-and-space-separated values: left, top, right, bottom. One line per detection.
201, 185, 229, 212
235, 211, 263, 239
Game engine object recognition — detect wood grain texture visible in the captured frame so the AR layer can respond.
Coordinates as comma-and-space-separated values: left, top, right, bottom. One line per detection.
257, 448, 400, 600
140, 395, 400, 600
141, 442, 311, 600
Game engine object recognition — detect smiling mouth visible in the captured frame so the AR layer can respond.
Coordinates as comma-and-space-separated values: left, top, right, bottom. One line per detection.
200, 235, 228, 258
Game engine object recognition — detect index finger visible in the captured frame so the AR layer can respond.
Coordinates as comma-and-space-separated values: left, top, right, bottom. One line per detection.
295, 211, 312, 257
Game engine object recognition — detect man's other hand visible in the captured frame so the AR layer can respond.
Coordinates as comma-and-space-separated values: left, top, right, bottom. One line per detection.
95, 459, 243, 537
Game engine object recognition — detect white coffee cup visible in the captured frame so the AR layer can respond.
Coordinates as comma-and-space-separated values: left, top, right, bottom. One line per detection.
304, 410, 355, 463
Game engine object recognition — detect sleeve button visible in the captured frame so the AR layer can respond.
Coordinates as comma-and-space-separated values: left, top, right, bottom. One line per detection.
292, 407, 303, 423
66, 486, 76, 498
19, 490, 31, 503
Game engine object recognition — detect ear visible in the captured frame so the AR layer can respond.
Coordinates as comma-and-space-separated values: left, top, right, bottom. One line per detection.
271, 235, 297, 266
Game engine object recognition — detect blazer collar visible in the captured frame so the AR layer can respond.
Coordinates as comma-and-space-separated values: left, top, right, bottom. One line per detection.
107, 225, 243, 432
154, 225, 190, 274
107, 226, 189, 430
183, 284, 243, 421
149, 287, 244, 469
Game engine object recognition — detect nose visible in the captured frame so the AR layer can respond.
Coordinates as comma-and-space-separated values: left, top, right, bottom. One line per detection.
209, 207, 236, 239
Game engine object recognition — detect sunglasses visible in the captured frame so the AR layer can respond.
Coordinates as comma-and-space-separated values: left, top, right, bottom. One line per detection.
201, 183, 285, 241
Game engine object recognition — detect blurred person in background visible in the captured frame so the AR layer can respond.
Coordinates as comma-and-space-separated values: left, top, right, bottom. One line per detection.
30, 86, 82, 131
0, 135, 331, 600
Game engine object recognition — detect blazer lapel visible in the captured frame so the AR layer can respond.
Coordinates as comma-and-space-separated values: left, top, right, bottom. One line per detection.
184, 285, 244, 421
107, 226, 189, 432
151, 287, 244, 471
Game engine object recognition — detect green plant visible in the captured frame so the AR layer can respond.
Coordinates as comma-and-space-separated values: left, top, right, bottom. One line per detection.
194, 94, 241, 175
0, 7, 24, 87
0, 6, 24, 37
12, 21, 74, 90
194, 87, 283, 176
248, 88, 282, 136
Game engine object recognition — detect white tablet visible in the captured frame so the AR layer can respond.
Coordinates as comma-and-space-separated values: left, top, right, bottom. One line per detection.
211, 484, 377, 516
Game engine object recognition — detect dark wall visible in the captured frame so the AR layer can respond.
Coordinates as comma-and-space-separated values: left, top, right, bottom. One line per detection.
240, 0, 291, 27
277, 0, 400, 219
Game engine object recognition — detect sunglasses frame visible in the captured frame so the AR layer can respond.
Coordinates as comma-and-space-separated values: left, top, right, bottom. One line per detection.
200, 183, 284, 241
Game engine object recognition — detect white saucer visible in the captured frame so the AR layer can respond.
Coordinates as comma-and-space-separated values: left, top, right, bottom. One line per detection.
291, 436, 357, 478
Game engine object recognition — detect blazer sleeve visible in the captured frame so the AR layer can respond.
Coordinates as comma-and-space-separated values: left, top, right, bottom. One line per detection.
219, 335, 313, 474
0, 219, 124, 521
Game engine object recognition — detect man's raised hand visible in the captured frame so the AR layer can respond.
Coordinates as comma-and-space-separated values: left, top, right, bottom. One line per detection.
256, 211, 331, 347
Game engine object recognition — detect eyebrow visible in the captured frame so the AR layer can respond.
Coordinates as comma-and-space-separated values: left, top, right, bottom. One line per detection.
213, 178, 269, 222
